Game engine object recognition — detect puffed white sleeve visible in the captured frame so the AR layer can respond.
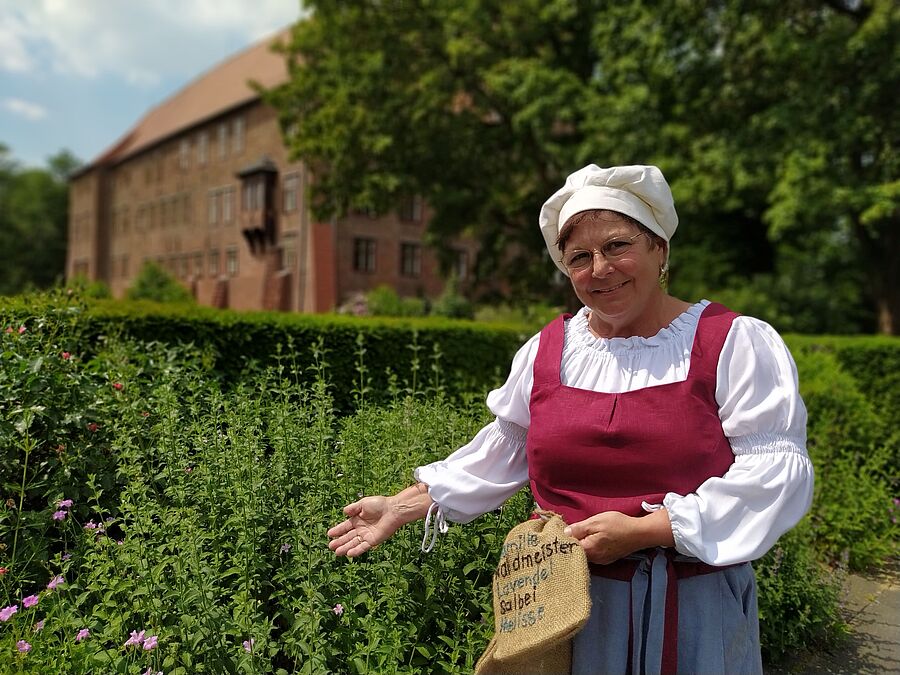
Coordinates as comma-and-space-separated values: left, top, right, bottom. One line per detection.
413, 332, 539, 523
663, 316, 814, 565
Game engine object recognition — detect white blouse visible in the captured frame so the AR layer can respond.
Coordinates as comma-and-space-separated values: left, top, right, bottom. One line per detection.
415, 300, 814, 566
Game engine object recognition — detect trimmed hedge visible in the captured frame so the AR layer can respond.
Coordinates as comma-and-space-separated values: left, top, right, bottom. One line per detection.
0, 293, 529, 412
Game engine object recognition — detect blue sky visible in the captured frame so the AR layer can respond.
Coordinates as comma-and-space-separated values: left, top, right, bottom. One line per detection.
0, 0, 302, 169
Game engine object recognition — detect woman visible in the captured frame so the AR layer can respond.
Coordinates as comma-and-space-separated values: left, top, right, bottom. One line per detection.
328, 164, 813, 674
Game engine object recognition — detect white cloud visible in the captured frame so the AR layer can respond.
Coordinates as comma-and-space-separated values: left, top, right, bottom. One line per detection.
3, 98, 48, 121
0, 0, 301, 86
0, 11, 37, 72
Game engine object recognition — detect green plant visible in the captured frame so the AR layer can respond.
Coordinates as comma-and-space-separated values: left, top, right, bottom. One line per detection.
125, 262, 194, 304
794, 349, 899, 569
431, 276, 473, 320
755, 525, 846, 664
365, 285, 427, 318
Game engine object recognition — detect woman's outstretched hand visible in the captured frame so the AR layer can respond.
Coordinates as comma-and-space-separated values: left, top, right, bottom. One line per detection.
327, 496, 403, 557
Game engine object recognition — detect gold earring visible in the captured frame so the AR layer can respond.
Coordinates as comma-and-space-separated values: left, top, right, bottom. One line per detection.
658, 263, 669, 289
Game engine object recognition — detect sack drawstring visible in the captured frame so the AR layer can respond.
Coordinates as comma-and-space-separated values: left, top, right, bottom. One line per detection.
421, 502, 448, 553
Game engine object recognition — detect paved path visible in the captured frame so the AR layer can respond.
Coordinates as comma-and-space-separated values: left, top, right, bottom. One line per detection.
767, 561, 900, 674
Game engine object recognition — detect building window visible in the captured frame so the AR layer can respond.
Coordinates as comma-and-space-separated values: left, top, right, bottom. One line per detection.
399, 195, 424, 222
282, 233, 296, 271
353, 238, 376, 273
283, 173, 299, 213
197, 132, 208, 165
217, 123, 227, 160
222, 187, 234, 224
453, 248, 469, 281
226, 247, 238, 277
242, 178, 265, 211
193, 251, 203, 278
400, 242, 421, 278
207, 190, 219, 225
209, 249, 219, 276
179, 139, 190, 170
232, 117, 244, 154
182, 193, 192, 226
179, 255, 189, 279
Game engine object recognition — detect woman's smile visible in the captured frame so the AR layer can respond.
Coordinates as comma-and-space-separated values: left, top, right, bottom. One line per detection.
592, 280, 630, 295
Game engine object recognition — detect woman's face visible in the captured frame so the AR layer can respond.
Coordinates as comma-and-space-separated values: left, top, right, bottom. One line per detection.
562, 212, 667, 335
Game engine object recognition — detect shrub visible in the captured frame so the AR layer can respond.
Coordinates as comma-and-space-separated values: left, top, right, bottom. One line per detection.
365, 285, 428, 318
66, 275, 112, 300
431, 276, 473, 320
793, 348, 898, 569
755, 525, 845, 664
0, 293, 527, 413
125, 262, 194, 304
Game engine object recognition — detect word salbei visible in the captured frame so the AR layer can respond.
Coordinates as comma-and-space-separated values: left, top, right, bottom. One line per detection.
495, 533, 578, 633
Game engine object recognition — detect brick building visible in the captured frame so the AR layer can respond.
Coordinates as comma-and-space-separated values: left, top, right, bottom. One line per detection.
67, 29, 476, 312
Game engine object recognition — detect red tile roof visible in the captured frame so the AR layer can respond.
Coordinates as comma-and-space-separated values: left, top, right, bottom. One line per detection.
83, 27, 291, 172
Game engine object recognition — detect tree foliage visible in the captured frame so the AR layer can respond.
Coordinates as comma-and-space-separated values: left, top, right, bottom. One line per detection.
0, 145, 80, 296
269, 0, 898, 333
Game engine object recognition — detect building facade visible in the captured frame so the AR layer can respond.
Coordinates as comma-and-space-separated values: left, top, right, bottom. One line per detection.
67, 30, 475, 313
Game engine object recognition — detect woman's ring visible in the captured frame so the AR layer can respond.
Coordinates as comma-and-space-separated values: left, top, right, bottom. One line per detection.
356, 534, 363, 544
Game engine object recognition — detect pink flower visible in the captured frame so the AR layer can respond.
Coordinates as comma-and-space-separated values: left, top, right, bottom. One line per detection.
280, 543, 291, 553
124, 629, 146, 647
243, 638, 255, 652
47, 575, 65, 590
62, 351, 71, 360
22, 595, 38, 608
16, 640, 31, 653
18, 325, 26, 334
112, 382, 123, 391
0, 605, 17, 621
4, 327, 12, 334
52, 510, 67, 521
142, 669, 163, 675
62, 553, 71, 561
0, 566, 7, 575
87, 422, 98, 432
57, 498, 73, 509
84, 520, 98, 530
332, 603, 344, 616
142, 634, 158, 650
33, 620, 45, 633
75, 628, 90, 642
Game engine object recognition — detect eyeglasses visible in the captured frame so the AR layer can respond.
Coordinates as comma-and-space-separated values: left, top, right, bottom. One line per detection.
561, 231, 650, 271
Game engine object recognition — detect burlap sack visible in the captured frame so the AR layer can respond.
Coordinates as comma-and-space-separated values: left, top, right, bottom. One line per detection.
474, 511, 591, 674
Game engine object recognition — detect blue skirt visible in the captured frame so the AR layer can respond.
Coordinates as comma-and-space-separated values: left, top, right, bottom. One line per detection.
572, 552, 762, 675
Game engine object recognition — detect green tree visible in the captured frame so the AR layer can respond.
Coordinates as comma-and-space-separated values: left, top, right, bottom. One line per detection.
126, 261, 195, 304
270, 0, 898, 333
0, 146, 80, 296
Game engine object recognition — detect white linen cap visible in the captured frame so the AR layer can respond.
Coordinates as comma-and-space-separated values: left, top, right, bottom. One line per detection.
539, 164, 678, 275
